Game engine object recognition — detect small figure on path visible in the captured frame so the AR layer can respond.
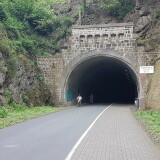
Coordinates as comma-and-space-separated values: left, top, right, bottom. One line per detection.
89, 94, 94, 104
77, 94, 82, 107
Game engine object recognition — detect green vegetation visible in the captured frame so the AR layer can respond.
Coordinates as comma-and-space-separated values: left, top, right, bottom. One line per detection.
3, 89, 13, 103
0, 103, 67, 128
80, 0, 135, 20
137, 39, 149, 46
134, 110, 160, 145
0, 0, 73, 97
0, 0, 73, 59
99, 0, 135, 19
156, 9, 160, 21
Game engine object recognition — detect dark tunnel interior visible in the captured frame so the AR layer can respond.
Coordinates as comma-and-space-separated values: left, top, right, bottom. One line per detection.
66, 56, 138, 104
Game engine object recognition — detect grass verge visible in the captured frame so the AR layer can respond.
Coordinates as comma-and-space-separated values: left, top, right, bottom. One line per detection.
134, 110, 160, 148
0, 103, 67, 129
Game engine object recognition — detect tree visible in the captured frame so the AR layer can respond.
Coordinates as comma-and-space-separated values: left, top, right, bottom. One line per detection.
100, 0, 135, 19
135, 0, 140, 8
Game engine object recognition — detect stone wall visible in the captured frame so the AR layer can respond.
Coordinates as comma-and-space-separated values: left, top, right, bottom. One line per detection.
37, 23, 155, 107
71, 23, 135, 54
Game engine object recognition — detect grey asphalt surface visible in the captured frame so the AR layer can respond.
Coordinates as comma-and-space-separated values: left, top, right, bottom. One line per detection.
0, 104, 109, 160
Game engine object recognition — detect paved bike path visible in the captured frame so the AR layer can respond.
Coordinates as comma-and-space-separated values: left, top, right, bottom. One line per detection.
69, 104, 160, 160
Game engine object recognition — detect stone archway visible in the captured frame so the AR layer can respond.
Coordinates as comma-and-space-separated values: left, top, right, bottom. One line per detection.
37, 23, 152, 108
61, 50, 141, 105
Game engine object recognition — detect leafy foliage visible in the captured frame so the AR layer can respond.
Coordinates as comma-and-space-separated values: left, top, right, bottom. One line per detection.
0, 107, 8, 118
99, 0, 135, 19
3, 89, 13, 103
156, 9, 160, 21
0, 0, 73, 59
135, 110, 160, 134
0, 2, 7, 21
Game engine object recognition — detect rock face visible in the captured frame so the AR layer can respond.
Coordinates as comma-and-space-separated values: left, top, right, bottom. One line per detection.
134, 15, 151, 33
8, 64, 39, 104
146, 61, 160, 110
0, 53, 6, 86
124, 5, 154, 34
0, 53, 7, 106
0, 53, 53, 106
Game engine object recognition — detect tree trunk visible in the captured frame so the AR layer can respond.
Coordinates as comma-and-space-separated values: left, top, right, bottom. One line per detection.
135, 0, 141, 8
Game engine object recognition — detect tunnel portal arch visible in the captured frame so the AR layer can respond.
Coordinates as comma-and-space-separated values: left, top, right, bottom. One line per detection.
37, 23, 151, 108
63, 52, 140, 105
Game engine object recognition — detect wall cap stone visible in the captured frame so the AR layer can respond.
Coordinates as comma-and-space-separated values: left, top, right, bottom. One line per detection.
72, 22, 134, 29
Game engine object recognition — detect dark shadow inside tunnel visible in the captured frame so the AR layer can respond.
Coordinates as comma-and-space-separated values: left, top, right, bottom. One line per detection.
66, 56, 138, 104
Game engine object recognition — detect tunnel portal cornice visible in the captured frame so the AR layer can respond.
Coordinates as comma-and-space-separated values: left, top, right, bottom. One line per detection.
72, 22, 134, 29
37, 23, 151, 108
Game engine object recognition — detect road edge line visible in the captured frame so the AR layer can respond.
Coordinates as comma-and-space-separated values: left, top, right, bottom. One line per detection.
65, 104, 112, 160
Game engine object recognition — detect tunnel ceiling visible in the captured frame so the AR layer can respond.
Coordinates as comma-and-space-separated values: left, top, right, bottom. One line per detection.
67, 56, 138, 104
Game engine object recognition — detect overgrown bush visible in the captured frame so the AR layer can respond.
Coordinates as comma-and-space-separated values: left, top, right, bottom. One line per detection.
6, 56, 18, 78
0, 0, 73, 58
0, 107, 8, 118
0, 3, 7, 21
4, 16, 23, 39
8, 0, 34, 21
3, 89, 13, 103
9, 102, 28, 112
156, 9, 160, 21
27, 7, 59, 35
21, 39, 35, 53
100, 0, 135, 19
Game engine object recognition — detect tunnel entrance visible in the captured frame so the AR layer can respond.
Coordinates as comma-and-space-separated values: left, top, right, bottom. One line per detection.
66, 56, 138, 104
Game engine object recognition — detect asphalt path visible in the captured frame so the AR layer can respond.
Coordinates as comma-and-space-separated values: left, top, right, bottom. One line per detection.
0, 104, 109, 160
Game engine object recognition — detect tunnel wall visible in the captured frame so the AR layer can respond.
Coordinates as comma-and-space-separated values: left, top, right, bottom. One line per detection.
62, 50, 141, 105
37, 23, 149, 108
37, 49, 148, 108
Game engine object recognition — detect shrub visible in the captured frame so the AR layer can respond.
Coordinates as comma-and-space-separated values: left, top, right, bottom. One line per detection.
27, 7, 60, 35
0, 39, 11, 57
0, 0, 73, 59
2, 66, 8, 73
156, 9, 160, 21
4, 17, 23, 39
3, 89, 13, 104
9, 103, 28, 112
0, 3, 7, 21
100, 0, 120, 10
0, 107, 8, 118
6, 56, 18, 78
8, 0, 34, 21
100, 0, 134, 19
22, 95, 29, 104
63, 17, 73, 28
21, 39, 35, 53
37, 76, 45, 84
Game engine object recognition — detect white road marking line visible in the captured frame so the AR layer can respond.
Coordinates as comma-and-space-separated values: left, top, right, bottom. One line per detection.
65, 104, 112, 160
4, 144, 20, 148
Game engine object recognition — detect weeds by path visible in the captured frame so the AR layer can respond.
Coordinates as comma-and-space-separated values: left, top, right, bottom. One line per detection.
0, 103, 67, 129
134, 110, 160, 149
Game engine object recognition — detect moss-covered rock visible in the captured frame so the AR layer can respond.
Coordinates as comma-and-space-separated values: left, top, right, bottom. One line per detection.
25, 89, 45, 106
24, 86, 53, 106
146, 61, 160, 110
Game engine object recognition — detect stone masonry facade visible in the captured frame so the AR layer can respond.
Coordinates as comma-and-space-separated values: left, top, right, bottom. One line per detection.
71, 23, 135, 54
37, 23, 157, 107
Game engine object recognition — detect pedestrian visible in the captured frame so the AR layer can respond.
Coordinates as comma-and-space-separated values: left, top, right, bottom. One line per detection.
89, 94, 94, 104
77, 94, 82, 107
